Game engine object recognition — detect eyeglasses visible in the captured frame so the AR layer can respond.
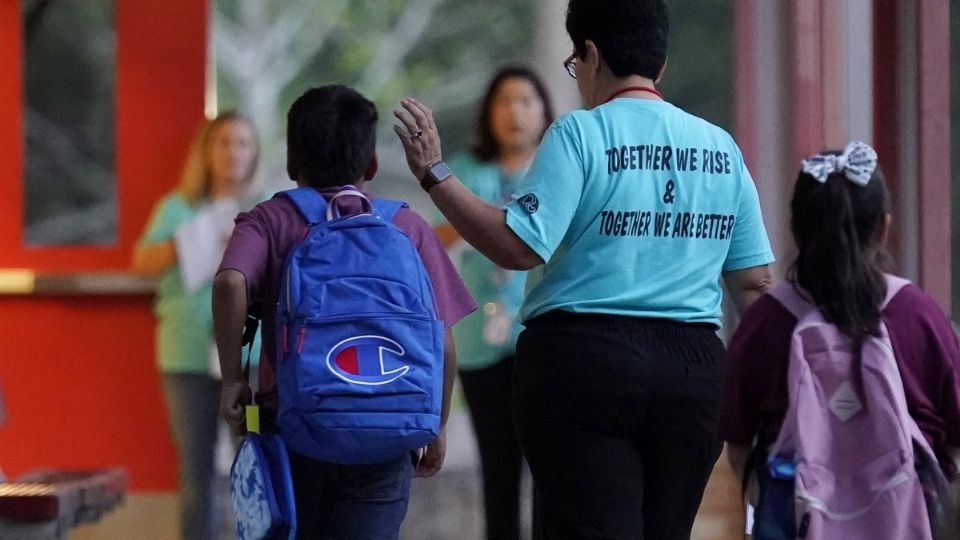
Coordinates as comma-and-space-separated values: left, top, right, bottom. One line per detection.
563, 53, 577, 79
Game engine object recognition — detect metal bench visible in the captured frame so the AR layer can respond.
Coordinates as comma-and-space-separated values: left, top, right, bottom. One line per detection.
0, 468, 127, 540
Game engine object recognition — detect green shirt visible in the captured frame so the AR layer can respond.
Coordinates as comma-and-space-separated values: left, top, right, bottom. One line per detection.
138, 193, 261, 373
446, 154, 528, 370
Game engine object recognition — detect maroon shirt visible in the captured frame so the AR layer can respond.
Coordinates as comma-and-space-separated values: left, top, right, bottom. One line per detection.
719, 283, 960, 471
218, 190, 476, 405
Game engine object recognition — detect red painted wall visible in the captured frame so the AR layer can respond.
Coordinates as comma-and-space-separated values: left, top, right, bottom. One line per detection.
0, 2, 207, 490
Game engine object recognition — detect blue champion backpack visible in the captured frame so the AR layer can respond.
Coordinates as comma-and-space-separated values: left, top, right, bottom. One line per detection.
274, 186, 444, 465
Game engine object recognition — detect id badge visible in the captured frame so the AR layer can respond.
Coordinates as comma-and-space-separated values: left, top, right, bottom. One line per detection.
482, 302, 511, 346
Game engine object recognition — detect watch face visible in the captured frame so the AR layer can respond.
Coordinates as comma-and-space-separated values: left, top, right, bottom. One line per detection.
430, 161, 453, 182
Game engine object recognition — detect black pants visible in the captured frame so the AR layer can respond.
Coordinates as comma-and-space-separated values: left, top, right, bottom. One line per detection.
460, 356, 526, 540
512, 311, 725, 540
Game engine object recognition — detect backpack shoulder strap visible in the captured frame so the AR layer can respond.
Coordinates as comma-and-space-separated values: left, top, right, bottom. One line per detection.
274, 187, 327, 225
767, 282, 817, 320
371, 198, 408, 222
882, 274, 910, 309
768, 275, 909, 318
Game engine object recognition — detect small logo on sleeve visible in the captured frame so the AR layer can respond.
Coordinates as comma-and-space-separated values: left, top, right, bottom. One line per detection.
518, 193, 539, 214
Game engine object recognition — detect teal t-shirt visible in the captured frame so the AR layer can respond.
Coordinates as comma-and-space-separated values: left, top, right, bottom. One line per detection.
504, 99, 774, 326
446, 154, 527, 370
139, 193, 261, 373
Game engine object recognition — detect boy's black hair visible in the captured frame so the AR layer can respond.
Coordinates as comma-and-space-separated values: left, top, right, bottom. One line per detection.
789, 153, 890, 338
286, 85, 377, 189
566, 0, 669, 80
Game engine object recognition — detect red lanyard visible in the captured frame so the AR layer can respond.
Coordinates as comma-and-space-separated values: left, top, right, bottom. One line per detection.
604, 86, 664, 104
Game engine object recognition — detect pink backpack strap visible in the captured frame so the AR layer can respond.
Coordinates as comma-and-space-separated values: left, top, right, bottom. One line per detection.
882, 274, 910, 309
768, 274, 910, 318
767, 282, 816, 320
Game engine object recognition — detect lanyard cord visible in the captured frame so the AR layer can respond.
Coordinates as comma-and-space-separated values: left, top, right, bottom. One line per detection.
604, 86, 664, 104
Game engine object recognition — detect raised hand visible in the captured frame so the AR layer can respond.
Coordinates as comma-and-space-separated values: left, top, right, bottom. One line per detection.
393, 98, 443, 181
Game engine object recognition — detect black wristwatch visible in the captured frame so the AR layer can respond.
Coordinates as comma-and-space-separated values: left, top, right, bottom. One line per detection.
419, 161, 453, 193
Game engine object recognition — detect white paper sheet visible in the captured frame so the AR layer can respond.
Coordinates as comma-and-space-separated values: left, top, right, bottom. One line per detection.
174, 198, 240, 293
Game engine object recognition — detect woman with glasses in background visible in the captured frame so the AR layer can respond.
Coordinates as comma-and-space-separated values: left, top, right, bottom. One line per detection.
435, 65, 554, 540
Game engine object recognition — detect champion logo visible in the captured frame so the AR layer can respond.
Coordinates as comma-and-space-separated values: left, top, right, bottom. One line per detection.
326, 335, 409, 385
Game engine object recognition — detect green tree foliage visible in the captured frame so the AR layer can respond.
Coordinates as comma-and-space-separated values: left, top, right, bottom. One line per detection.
215, 0, 734, 204
216, 0, 536, 197
21, 0, 116, 244
658, 0, 733, 131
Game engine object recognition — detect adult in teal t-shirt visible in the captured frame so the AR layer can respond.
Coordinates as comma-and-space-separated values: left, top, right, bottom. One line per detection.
437, 66, 554, 540
393, 2, 774, 537
507, 98, 772, 326
445, 153, 528, 369
133, 112, 260, 540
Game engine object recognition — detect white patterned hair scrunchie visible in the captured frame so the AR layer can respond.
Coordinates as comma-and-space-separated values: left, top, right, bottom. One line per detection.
800, 141, 878, 187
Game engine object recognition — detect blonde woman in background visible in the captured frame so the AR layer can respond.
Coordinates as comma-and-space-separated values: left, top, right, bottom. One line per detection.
133, 112, 259, 540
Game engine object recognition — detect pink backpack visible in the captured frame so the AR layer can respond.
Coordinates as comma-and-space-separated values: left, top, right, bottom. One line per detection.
765, 275, 948, 539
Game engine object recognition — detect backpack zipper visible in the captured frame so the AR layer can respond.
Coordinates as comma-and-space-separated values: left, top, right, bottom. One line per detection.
299, 313, 434, 324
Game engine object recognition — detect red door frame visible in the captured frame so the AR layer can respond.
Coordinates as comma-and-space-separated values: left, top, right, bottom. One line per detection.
0, 1, 207, 490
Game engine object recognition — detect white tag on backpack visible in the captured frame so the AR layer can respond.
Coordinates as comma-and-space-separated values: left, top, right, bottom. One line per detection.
828, 380, 863, 422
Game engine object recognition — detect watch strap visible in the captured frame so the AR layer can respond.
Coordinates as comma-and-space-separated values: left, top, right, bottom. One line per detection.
419, 161, 451, 193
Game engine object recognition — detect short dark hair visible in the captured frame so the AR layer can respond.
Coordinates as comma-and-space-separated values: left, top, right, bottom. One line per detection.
286, 85, 377, 189
789, 152, 890, 338
566, 0, 669, 80
472, 65, 555, 162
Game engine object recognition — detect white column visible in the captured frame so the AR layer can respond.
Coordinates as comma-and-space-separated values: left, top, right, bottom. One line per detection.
533, 0, 581, 115
842, 0, 874, 144
753, 0, 794, 279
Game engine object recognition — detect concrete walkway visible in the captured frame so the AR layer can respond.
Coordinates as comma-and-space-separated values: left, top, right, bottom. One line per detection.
71, 407, 744, 539
400, 408, 534, 540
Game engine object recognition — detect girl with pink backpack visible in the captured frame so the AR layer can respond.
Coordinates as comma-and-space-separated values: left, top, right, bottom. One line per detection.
718, 142, 960, 538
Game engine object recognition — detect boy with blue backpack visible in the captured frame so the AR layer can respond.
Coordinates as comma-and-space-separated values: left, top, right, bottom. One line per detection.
213, 85, 475, 539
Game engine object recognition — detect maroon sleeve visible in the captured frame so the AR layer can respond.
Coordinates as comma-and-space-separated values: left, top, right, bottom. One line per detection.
885, 285, 960, 456
939, 359, 960, 450
718, 294, 796, 444
218, 205, 272, 304
392, 207, 476, 328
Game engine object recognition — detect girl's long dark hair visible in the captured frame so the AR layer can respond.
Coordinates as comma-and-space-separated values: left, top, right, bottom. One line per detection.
788, 153, 890, 338
472, 65, 555, 162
